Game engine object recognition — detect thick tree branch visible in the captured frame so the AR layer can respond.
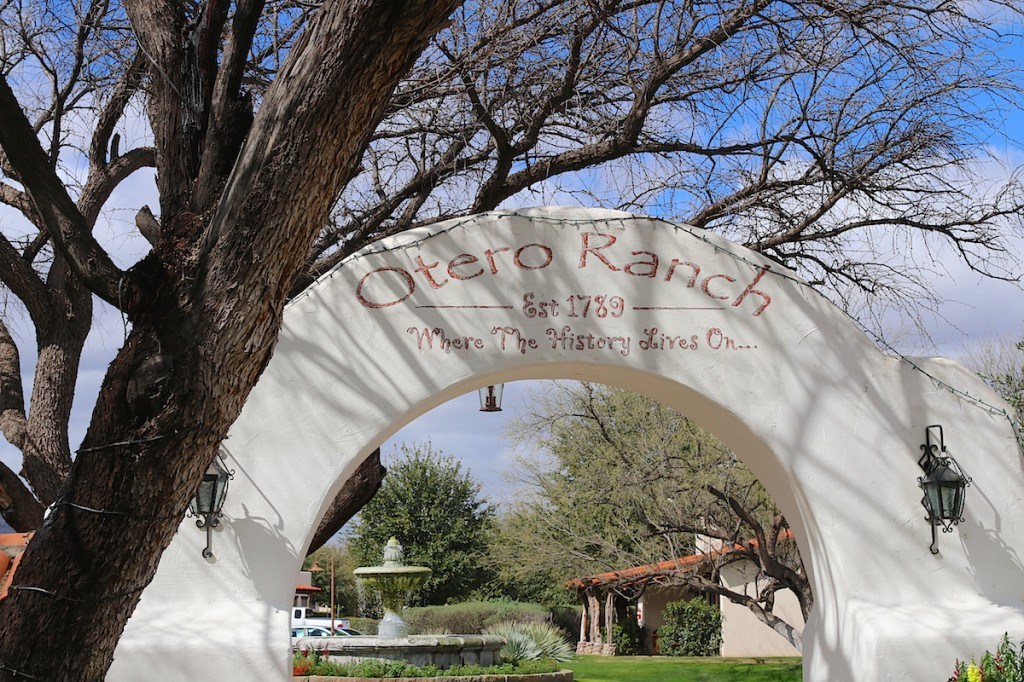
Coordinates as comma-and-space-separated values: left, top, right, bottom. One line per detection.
307, 449, 385, 554
78, 147, 158, 226
0, 233, 52, 321
0, 459, 43, 532
0, 319, 28, 454
0, 73, 129, 308
682, 572, 802, 651
88, 52, 148, 171
194, 0, 265, 207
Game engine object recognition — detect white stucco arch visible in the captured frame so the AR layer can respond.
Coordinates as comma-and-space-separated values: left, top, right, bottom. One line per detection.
110, 208, 1024, 682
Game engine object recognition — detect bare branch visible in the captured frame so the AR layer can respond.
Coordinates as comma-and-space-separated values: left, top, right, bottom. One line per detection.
0, 71, 129, 307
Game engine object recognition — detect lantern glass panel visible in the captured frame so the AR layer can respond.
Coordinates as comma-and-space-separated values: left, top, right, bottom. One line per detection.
921, 461, 965, 521
923, 483, 942, 519
212, 470, 230, 513
940, 483, 964, 520
192, 474, 218, 515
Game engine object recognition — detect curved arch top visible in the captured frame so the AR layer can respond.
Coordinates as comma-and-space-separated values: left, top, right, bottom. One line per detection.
112, 208, 1024, 682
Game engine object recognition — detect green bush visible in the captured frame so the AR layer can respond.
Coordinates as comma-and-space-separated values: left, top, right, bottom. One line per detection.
345, 617, 378, 635
949, 633, 1024, 682
404, 600, 552, 635
657, 599, 722, 657
612, 620, 644, 656
484, 621, 575, 663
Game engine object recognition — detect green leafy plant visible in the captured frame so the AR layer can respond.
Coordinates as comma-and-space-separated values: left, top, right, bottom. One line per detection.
949, 633, 1024, 682
657, 599, 723, 657
613, 620, 645, 656
484, 620, 575, 663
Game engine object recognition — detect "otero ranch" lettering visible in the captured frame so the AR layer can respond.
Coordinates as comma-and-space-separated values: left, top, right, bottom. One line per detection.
355, 233, 773, 316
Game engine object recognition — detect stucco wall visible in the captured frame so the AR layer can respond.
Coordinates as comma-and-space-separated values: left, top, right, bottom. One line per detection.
719, 562, 803, 657
107, 208, 1024, 682
638, 585, 691, 652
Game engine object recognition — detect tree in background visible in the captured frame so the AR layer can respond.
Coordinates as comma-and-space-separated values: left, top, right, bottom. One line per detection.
961, 336, 1024, 417
303, 544, 360, 618
496, 382, 807, 649
350, 443, 495, 606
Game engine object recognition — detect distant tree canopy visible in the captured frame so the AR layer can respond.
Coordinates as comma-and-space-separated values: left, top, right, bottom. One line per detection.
350, 443, 495, 606
961, 337, 1024, 417
302, 545, 360, 618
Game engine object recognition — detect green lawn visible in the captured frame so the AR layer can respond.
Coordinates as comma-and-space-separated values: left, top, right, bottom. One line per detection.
565, 655, 802, 682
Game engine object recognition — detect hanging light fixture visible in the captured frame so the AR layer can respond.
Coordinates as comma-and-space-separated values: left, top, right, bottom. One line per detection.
917, 425, 970, 555
478, 384, 503, 412
188, 454, 235, 559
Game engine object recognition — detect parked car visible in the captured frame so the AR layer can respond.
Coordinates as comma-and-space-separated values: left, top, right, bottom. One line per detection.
291, 625, 334, 642
334, 627, 363, 636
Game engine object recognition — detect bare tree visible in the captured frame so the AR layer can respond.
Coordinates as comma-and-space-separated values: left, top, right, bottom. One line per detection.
0, 0, 1021, 676
303, 0, 1024, 317
0, 0, 461, 677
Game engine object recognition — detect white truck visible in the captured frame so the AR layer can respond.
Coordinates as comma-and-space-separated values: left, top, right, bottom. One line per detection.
290, 606, 350, 632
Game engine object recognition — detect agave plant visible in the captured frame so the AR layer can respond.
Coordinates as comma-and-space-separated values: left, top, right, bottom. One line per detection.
485, 621, 574, 663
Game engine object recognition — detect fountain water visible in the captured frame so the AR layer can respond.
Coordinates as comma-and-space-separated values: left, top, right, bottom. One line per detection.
295, 538, 505, 669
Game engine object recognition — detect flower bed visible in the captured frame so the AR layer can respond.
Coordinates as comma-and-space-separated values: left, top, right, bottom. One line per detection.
293, 672, 572, 682
292, 651, 571, 680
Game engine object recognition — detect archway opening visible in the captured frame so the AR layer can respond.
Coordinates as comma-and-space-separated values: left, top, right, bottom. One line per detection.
316, 377, 811, 661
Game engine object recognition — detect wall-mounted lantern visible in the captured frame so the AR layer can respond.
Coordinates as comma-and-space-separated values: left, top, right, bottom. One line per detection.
188, 454, 234, 559
478, 384, 503, 412
918, 424, 970, 555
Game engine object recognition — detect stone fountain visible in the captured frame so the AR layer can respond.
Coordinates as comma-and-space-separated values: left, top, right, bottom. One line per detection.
353, 537, 431, 638
294, 537, 505, 670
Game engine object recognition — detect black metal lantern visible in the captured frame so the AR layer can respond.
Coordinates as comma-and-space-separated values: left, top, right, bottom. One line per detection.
478, 384, 503, 412
917, 425, 970, 555
188, 455, 234, 558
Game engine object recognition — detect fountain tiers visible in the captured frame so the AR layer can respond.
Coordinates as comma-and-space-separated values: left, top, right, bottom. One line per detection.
320, 539, 504, 670
294, 634, 505, 669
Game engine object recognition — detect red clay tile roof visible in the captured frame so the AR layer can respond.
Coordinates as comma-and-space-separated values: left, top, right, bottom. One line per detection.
566, 529, 794, 589
0, 532, 32, 601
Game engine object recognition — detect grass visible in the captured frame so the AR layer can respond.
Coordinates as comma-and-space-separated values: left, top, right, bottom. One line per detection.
565, 655, 802, 682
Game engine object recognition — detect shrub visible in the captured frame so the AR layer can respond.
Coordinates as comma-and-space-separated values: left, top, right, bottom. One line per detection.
289, 651, 559, 677
657, 599, 722, 657
487, 623, 542, 663
485, 620, 574, 663
949, 633, 1024, 682
612, 620, 644, 656
404, 600, 552, 635
346, 617, 378, 635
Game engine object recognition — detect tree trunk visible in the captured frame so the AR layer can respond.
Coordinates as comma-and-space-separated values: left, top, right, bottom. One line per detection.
579, 592, 589, 643
588, 591, 602, 643
307, 449, 386, 554
0, 2, 460, 679
604, 591, 615, 647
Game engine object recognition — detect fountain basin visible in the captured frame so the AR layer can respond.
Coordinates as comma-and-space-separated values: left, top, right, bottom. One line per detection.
294, 634, 505, 669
